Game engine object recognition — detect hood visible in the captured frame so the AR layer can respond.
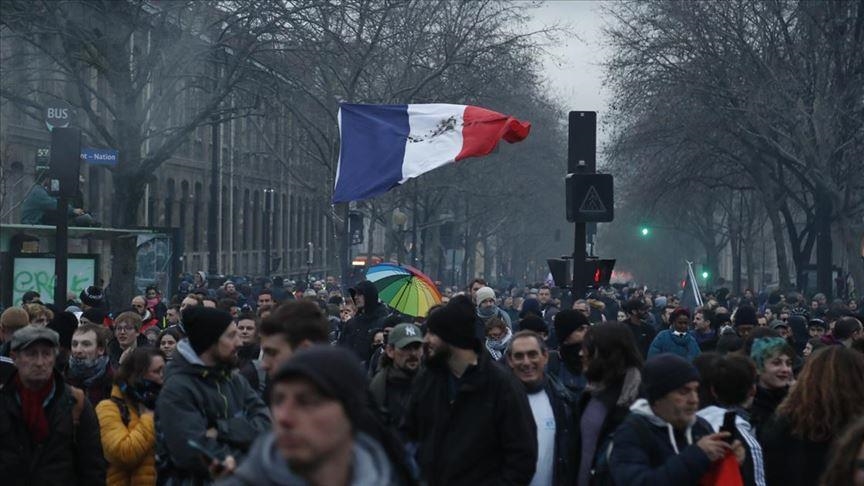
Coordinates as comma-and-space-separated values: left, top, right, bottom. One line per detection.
352, 281, 381, 313
165, 339, 233, 381
231, 431, 394, 485
630, 398, 697, 454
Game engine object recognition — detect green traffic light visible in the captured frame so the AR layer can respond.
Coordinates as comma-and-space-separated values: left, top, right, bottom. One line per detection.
640, 227, 650, 236
701, 271, 709, 279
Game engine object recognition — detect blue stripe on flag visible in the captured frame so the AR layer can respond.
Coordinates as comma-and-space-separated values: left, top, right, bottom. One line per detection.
333, 104, 410, 203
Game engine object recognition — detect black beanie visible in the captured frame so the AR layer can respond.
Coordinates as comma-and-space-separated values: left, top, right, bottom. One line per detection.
519, 315, 548, 334
554, 309, 589, 341
427, 299, 478, 349
273, 346, 367, 425
80, 286, 104, 308
48, 311, 78, 349
182, 307, 233, 354
735, 305, 758, 327
643, 353, 701, 403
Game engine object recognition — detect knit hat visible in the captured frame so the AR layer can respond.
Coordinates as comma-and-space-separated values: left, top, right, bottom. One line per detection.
642, 353, 701, 403
274, 346, 367, 425
734, 305, 758, 327
519, 298, 542, 319
553, 309, 589, 341
475, 286, 496, 305
182, 306, 233, 354
79, 286, 104, 308
518, 315, 548, 334
426, 298, 478, 349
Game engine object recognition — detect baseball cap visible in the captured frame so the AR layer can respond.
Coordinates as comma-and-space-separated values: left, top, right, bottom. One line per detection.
388, 323, 423, 349
770, 320, 790, 330
11, 325, 59, 351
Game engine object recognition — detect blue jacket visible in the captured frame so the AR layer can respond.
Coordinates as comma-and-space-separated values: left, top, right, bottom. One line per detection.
609, 399, 714, 486
647, 330, 701, 362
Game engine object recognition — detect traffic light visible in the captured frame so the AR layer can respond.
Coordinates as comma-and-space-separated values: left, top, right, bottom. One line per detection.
701, 270, 710, 280
586, 259, 615, 287
639, 226, 650, 237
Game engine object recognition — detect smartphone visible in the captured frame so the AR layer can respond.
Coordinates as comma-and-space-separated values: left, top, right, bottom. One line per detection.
187, 439, 223, 463
719, 410, 737, 443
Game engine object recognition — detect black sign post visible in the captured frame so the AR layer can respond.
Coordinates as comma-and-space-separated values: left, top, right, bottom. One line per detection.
48, 127, 81, 306
566, 112, 615, 297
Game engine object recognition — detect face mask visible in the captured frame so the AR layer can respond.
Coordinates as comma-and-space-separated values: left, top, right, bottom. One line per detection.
559, 343, 583, 373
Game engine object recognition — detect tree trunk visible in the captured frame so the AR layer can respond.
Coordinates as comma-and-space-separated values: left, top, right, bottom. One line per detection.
107, 172, 146, 307
837, 218, 864, 300
765, 205, 792, 289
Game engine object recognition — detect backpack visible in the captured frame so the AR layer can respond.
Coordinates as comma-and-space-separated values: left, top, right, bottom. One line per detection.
592, 415, 660, 486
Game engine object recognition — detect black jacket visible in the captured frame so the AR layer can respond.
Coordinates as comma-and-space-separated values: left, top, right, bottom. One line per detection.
748, 385, 788, 433
0, 371, 107, 485
609, 400, 714, 486
759, 414, 832, 486
626, 320, 656, 359
402, 351, 537, 485
573, 376, 639, 485
538, 376, 576, 486
155, 340, 271, 484
339, 281, 390, 363
369, 364, 416, 428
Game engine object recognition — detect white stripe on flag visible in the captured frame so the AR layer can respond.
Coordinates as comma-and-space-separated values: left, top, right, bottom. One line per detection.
401, 104, 465, 183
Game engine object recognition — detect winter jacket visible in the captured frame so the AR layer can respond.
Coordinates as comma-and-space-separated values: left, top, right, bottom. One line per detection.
339, 281, 390, 363
647, 330, 701, 362
759, 414, 832, 486
369, 365, 416, 428
697, 405, 765, 486
538, 376, 577, 486
0, 371, 107, 485
401, 351, 537, 485
96, 385, 157, 486
155, 340, 271, 485
626, 320, 657, 359
216, 431, 409, 486
20, 184, 74, 224
748, 385, 788, 433
608, 399, 714, 486
573, 368, 641, 486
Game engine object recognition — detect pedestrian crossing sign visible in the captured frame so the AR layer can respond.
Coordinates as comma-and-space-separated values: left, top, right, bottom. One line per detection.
566, 173, 614, 222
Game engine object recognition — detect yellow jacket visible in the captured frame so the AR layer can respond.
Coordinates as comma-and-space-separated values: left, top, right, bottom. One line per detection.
95, 385, 157, 486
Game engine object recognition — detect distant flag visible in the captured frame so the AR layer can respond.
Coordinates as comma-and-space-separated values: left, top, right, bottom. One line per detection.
332, 103, 531, 203
681, 261, 704, 311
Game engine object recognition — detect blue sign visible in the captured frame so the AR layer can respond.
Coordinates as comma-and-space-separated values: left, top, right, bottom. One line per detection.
81, 147, 118, 166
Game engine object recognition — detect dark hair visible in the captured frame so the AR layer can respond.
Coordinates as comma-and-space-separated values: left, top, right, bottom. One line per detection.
693, 352, 723, 407
582, 322, 643, 384
711, 354, 757, 406
217, 298, 237, 312
743, 326, 781, 356
820, 417, 864, 486
73, 323, 110, 349
669, 307, 691, 322
777, 346, 864, 442
468, 278, 486, 289
259, 301, 329, 348
158, 327, 183, 344
622, 299, 646, 315
115, 347, 165, 390
258, 289, 273, 297
715, 334, 744, 354
506, 330, 547, 356
833, 316, 863, 340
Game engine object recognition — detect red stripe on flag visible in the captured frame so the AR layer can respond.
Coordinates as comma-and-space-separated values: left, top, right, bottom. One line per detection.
455, 106, 531, 161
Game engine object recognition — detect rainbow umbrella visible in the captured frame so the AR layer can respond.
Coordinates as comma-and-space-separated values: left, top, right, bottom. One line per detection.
364, 263, 442, 317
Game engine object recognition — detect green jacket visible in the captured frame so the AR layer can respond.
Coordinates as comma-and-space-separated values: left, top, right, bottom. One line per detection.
20, 185, 73, 224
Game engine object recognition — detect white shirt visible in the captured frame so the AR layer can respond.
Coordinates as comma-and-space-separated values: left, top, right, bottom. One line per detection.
528, 389, 556, 486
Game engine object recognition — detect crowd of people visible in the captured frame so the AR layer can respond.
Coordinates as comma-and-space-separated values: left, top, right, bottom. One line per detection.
0, 274, 863, 486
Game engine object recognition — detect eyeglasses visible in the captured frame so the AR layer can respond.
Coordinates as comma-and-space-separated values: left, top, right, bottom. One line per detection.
115, 326, 136, 333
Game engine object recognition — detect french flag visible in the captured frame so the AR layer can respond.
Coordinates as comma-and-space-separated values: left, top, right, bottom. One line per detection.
333, 103, 531, 203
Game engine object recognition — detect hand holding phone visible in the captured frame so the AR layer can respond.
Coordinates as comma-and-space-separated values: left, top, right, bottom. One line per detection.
719, 410, 737, 443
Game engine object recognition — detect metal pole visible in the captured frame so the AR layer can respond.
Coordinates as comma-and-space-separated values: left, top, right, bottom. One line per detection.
411, 184, 418, 266
54, 195, 69, 306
